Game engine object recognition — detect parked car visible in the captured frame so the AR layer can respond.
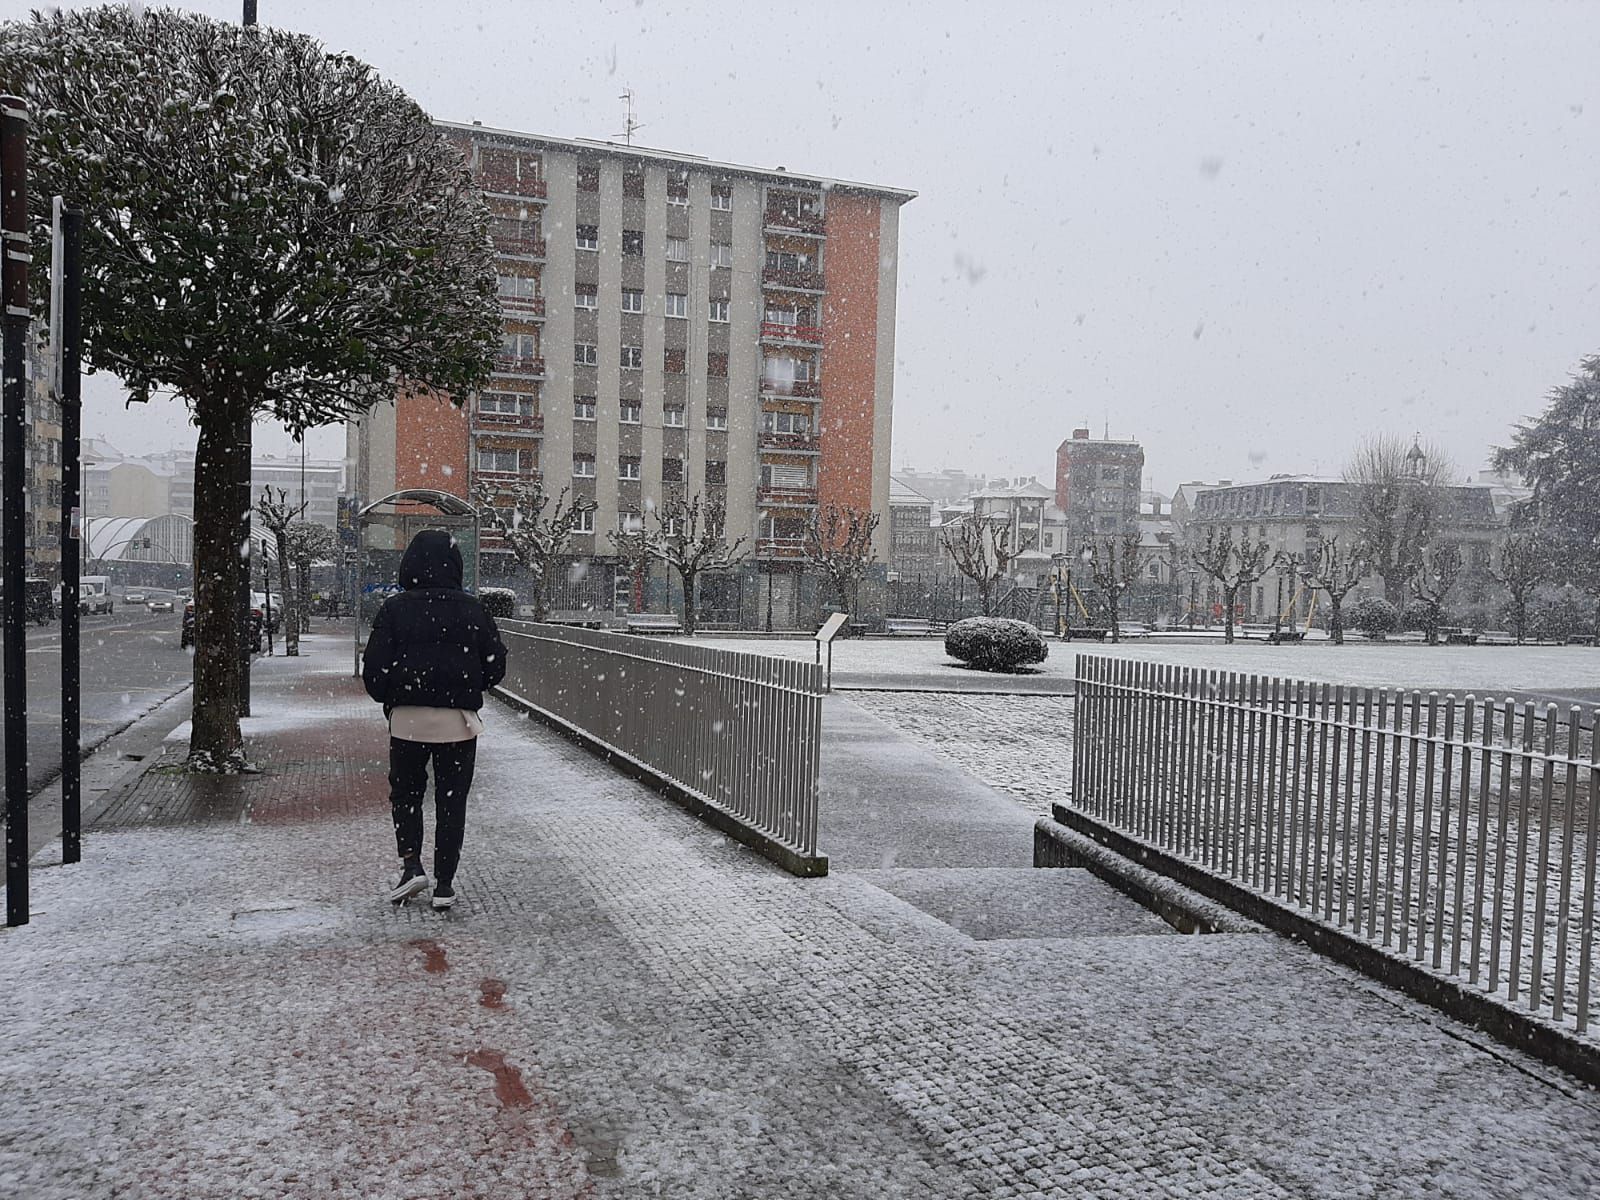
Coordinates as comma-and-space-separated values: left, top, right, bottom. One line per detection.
181, 600, 263, 651
146, 596, 175, 614
79, 575, 113, 615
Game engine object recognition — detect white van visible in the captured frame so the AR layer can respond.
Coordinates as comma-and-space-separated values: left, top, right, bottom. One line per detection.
79, 575, 114, 615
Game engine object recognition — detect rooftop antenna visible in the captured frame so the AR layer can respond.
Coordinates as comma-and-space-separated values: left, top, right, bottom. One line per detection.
616, 89, 644, 146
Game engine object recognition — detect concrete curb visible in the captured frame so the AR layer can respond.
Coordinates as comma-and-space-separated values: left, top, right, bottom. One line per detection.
1039, 801, 1600, 1089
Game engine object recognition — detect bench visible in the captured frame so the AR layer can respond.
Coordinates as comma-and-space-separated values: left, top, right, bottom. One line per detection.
1267, 630, 1305, 644
1440, 627, 1479, 646
884, 618, 945, 636
1066, 627, 1109, 641
625, 613, 683, 635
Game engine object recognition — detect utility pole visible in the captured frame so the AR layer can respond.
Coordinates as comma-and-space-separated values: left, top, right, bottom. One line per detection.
2, 96, 30, 925
236, 0, 257, 715
55, 199, 82, 863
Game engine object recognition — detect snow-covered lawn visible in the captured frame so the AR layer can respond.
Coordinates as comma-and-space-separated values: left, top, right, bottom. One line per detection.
690, 635, 1600, 697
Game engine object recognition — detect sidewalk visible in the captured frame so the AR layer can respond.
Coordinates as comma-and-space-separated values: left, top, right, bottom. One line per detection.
3, 635, 1600, 1198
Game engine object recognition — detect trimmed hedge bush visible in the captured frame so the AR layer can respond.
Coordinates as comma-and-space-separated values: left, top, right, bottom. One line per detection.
1350, 595, 1399, 638
945, 617, 1048, 672
479, 587, 516, 618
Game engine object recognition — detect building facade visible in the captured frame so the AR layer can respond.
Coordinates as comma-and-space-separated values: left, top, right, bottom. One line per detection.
353, 123, 914, 626
1054, 428, 1144, 545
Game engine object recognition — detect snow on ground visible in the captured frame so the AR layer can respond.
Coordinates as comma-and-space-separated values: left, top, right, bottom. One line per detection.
690, 635, 1600, 697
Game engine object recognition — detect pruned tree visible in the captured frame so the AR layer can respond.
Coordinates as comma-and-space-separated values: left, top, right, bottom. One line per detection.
1346, 434, 1454, 606
1486, 528, 1546, 644
1191, 528, 1273, 644
475, 479, 594, 622
1083, 533, 1144, 643
608, 520, 653, 615
2, 8, 500, 769
940, 517, 1033, 617
802, 504, 880, 617
256, 488, 305, 656
1408, 543, 1464, 645
1494, 354, 1600, 639
1298, 536, 1369, 645
647, 494, 748, 635
287, 520, 336, 634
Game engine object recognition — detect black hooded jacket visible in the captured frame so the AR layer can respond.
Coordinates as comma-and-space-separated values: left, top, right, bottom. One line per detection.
361, 530, 508, 712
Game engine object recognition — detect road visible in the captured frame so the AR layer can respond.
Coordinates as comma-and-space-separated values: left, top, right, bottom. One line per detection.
2, 605, 194, 796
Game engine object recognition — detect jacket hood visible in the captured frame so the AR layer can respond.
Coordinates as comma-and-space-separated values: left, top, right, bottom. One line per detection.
398, 529, 464, 591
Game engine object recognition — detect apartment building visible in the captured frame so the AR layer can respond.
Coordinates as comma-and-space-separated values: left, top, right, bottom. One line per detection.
354, 123, 913, 625
1054, 428, 1145, 545
0, 327, 65, 580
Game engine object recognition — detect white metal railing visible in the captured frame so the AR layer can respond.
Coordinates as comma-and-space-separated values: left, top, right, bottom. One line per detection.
1072, 654, 1600, 1039
497, 621, 825, 870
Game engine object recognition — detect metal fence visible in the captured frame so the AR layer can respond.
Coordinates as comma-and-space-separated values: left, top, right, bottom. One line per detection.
1072, 655, 1600, 1039
497, 621, 826, 873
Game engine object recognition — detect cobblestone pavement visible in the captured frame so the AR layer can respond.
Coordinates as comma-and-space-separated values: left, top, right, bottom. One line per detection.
5, 641, 1600, 1198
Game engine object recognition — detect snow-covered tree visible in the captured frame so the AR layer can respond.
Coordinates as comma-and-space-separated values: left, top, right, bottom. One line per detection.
647, 494, 748, 635
1485, 528, 1545, 644
287, 519, 336, 633
1083, 533, 1143, 643
1346, 435, 1453, 606
941, 517, 1032, 617
255, 488, 305, 656
475, 480, 594, 622
1, 8, 499, 769
1298, 536, 1368, 645
802, 505, 879, 616
1192, 528, 1272, 644
1407, 542, 1464, 645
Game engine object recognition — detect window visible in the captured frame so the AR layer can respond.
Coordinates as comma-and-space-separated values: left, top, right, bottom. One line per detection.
619, 456, 641, 480
705, 460, 726, 485
619, 402, 642, 424
621, 345, 643, 370
622, 172, 645, 198
760, 515, 806, 541
574, 396, 596, 421
1101, 465, 1121, 481
761, 411, 811, 434
708, 298, 730, 323
1305, 486, 1322, 512
574, 507, 594, 535
663, 347, 686, 374
621, 288, 645, 314
479, 391, 530, 416
477, 446, 521, 473
622, 229, 644, 256
1097, 515, 1118, 531
666, 237, 689, 263
706, 409, 728, 430
765, 249, 815, 273
577, 165, 599, 192
761, 462, 812, 490
618, 510, 644, 534
574, 284, 597, 310
575, 223, 598, 251
500, 332, 539, 359
710, 185, 732, 211
794, 357, 816, 383
667, 176, 690, 205
707, 351, 728, 378
710, 241, 733, 268
661, 458, 684, 482
573, 454, 595, 478
574, 343, 598, 366
497, 274, 538, 300
1044, 532, 1055, 549
663, 405, 686, 427
665, 292, 688, 319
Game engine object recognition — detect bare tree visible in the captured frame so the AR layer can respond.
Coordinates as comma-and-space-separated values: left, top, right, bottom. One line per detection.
803, 504, 880, 617
1084, 533, 1145, 643
287, 520, 335, 633
256, 488, 305, 656
1298, 536, 1369, 645
608, 521, 653, 615
647, 494, 749, 635
1408, 543, 1465, 645
1486, 528, 1545, 644
1191, 528, 1273, 644
1346, 434, 1454, 606
474, 479, 594, 621
940, 517, 1033, 617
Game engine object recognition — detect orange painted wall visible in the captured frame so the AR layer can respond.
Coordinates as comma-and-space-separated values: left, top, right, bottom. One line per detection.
819, 193, 881, 515
395, 389, 469, 498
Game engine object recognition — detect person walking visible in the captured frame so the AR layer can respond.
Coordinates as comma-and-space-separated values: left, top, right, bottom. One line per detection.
361, 529, 506, 909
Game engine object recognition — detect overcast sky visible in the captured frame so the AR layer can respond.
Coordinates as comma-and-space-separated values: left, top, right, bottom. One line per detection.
14, 0, 1599, 494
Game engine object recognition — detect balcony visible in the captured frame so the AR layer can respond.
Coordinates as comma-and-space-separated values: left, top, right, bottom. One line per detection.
492, 354, 546, 378
762, 266, 825, 293
756, 538, 807, 561
759, 321, 823, 346
480, 175, 548, 201
757, 485, 818, 507
763, 209, 826, 236
759, 379, 822, 400
758, 431, 820, 453
473, 410, 544, 435
491, 229, 547, 259
500, 295, 546, 320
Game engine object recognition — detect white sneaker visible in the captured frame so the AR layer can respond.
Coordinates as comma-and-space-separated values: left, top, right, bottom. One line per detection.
388, 862, 428, 903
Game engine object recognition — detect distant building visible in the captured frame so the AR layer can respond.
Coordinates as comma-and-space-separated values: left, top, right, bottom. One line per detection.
1054, 428, 1144, 544
887, 475, 939, 581
890, 467, 988, 506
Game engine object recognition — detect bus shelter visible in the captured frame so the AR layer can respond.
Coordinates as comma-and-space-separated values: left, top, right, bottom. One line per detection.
353, 489, 479, 676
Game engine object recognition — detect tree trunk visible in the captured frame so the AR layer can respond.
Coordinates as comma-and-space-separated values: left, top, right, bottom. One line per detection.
978, 577, 993, 616
297, 558, 311, 633
680, 567, 698, 635
1108, 587, 1121, 643
1330, 594, 1344, 645
1223, 585, 1238, 644
275, 531, 298, 656
188, 402, 244, 771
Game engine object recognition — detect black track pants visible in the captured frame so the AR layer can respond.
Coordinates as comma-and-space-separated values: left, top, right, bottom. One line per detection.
388, 736, 477, 886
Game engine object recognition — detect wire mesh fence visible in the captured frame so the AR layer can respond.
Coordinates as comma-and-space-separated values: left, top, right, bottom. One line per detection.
1072, 654, 1600, 1038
